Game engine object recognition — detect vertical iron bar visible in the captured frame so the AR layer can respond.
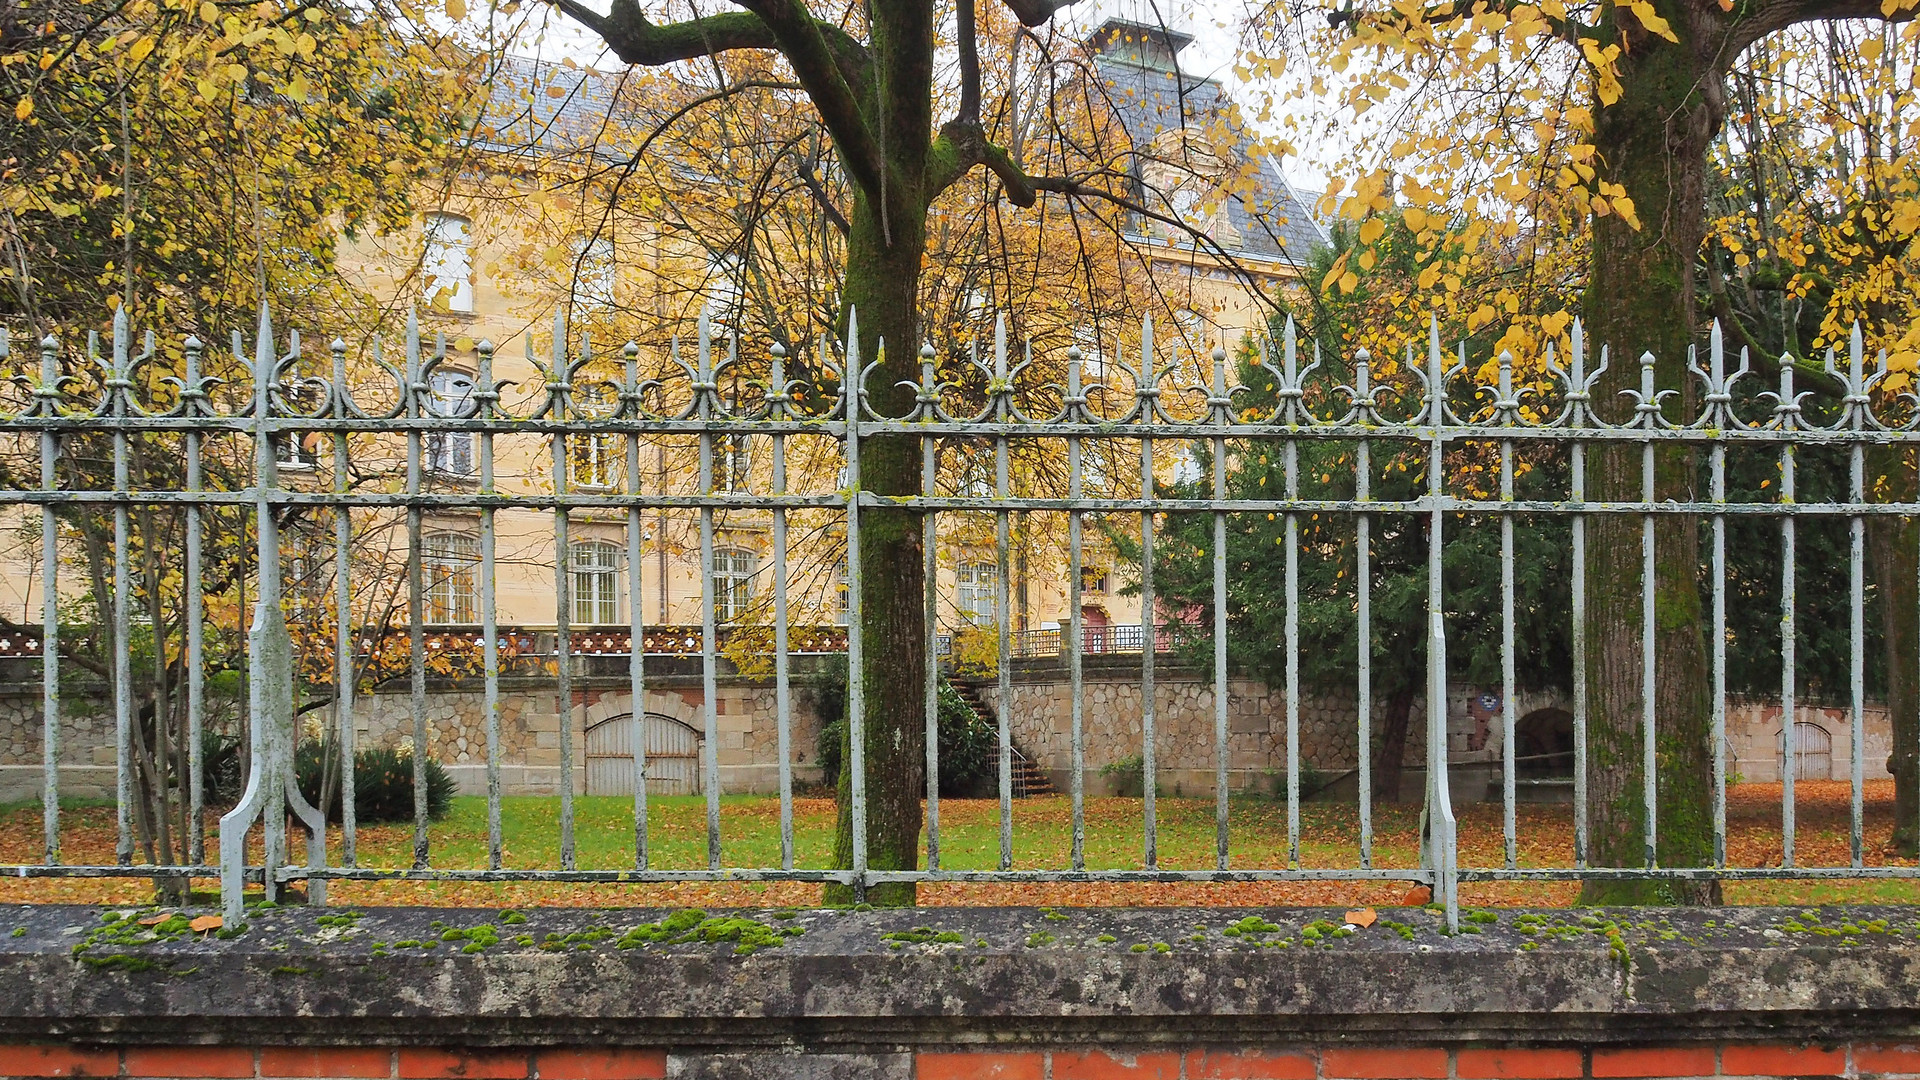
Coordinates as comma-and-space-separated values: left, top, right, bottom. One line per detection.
995, 331, 1014, 872
1572, 329, 1591, 868
625, 342, 649, 871
1499, 350, 1517, 870
1139, 318, 1158, 870
922, 343, 941, 873
1780, 357, 1796, 868
1277, 335, 1296, 868
771, 344, 793, 870
1066, 343, 1085, 871
110, 320, 133, 865
1425, 318, 1458, 930
554, 324, 578, 872
1213, 342, 1228, 864
38, 334, 61, 866
330, 338, 356, 867
698, 316, 721, 870
1849, 327, 1866, 868
479, 340, 501, 870
844, 312, 867, 898
407, 317, 428, 869
1066, 408, 1083, 848
1709, 333, 1728, 868
1639, 350, 1658, 870
1354, 345, 1373, 868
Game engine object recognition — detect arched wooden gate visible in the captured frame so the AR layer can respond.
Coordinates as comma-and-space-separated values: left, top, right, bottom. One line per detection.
584, 712, 704, 795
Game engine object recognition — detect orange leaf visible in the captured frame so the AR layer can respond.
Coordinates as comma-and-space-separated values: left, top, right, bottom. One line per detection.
190, 915, 223, 932
1401, 885, 1432, 906
138, 913, 171, 926
1344, 907, 1377, 928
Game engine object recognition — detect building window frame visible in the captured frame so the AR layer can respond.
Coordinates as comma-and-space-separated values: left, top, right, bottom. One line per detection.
571, 540, 622, 625
712, 546, 756, 624
956, 560, 997, 627
423, 212, 475, 315
423, 531, 479, 624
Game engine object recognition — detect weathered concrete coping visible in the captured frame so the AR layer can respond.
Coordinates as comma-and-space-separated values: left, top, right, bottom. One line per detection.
4, 904, 1919, 1050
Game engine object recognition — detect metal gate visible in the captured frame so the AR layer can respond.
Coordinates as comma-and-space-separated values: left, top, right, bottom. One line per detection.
585, 713, 703, 796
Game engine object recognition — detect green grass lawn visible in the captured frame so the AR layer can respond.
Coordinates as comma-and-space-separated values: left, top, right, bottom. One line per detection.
2, 782, 1915, 907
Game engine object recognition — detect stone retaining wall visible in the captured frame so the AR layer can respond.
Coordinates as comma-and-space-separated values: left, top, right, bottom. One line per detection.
0, 904, 1917, 1079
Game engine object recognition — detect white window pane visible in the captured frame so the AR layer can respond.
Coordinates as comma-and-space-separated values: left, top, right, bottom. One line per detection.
424, 213, 474, 314
574, 237, 616, 309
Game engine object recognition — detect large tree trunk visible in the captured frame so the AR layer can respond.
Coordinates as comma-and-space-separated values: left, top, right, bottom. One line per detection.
826, 0, 938, 901
1867, 448, 1919, 855
1578, 25, 1723, 905
827, 192, 931, 906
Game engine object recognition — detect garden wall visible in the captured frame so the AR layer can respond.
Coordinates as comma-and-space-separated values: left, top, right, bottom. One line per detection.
0, 656, 1891, 804
2, 903, 1918, 1079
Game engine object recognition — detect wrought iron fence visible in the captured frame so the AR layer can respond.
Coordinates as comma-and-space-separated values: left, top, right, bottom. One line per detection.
0, 303, 1915, 930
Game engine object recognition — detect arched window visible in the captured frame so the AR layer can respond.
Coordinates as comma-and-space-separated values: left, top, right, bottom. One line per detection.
571, 541, 622, 625
712, 547, 756, 623
425, 369, 475, 476
423, 532, 478, 623
422, 213, 474, 314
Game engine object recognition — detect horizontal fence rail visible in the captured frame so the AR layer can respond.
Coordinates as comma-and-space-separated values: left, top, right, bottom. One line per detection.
0, 302, 1914, 929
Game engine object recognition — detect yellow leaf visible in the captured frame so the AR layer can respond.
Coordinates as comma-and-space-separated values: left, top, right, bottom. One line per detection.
1338, 271, 1359, 293
1628, 1, 1677, 41
13, 97, 30, 121
1358, 217, 1386, 244
1358, 249, 1377, 271
446, 0, 466, 19
1860, 37, 1884, 60
1404, 207, 1428, 232
200, 1, 218, 20
127, 35, 154, 64
1612, 195, 1642, 229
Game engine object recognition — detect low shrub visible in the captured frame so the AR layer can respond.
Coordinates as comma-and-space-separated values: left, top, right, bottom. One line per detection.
295, 741, 457, 823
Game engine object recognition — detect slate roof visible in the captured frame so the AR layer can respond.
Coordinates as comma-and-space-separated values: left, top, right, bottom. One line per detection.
472, 53, 626, 162
1091, 20, 1327, 265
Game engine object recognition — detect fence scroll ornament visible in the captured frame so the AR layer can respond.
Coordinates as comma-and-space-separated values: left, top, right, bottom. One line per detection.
0, 301, 1914, 928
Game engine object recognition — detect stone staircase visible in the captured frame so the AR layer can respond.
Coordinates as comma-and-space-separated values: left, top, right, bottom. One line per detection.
949, 681, 1054, 797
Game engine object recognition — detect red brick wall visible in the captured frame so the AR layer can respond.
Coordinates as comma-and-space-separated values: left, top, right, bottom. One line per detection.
2, 1042, 1915, 1080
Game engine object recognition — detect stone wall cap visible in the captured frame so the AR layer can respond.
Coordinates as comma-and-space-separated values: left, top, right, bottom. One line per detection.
5, 904, 1919, 1048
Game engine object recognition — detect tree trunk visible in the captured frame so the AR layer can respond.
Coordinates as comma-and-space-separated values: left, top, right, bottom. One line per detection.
1578, 25, 1723, 905
1867, 447, 1919, 855
1374, 687, 1415, 802
827, 179, 932, 908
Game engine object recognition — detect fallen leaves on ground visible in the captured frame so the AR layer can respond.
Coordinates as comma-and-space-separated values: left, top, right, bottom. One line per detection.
0, 782, 1909, 908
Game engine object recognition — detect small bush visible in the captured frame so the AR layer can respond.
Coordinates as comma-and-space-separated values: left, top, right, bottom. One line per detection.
1101, 754, 1145, 798
295, 741, 456, 823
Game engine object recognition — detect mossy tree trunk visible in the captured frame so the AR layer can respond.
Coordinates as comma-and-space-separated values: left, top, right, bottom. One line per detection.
1577, 9, 1722, 904
827, 179, 933, 906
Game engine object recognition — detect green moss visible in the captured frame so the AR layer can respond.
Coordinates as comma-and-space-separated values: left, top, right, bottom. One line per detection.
880, 927, 963, 946
500, 910, 527, 925
614, 909, 804, 956
1025, 931, 1054, 948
